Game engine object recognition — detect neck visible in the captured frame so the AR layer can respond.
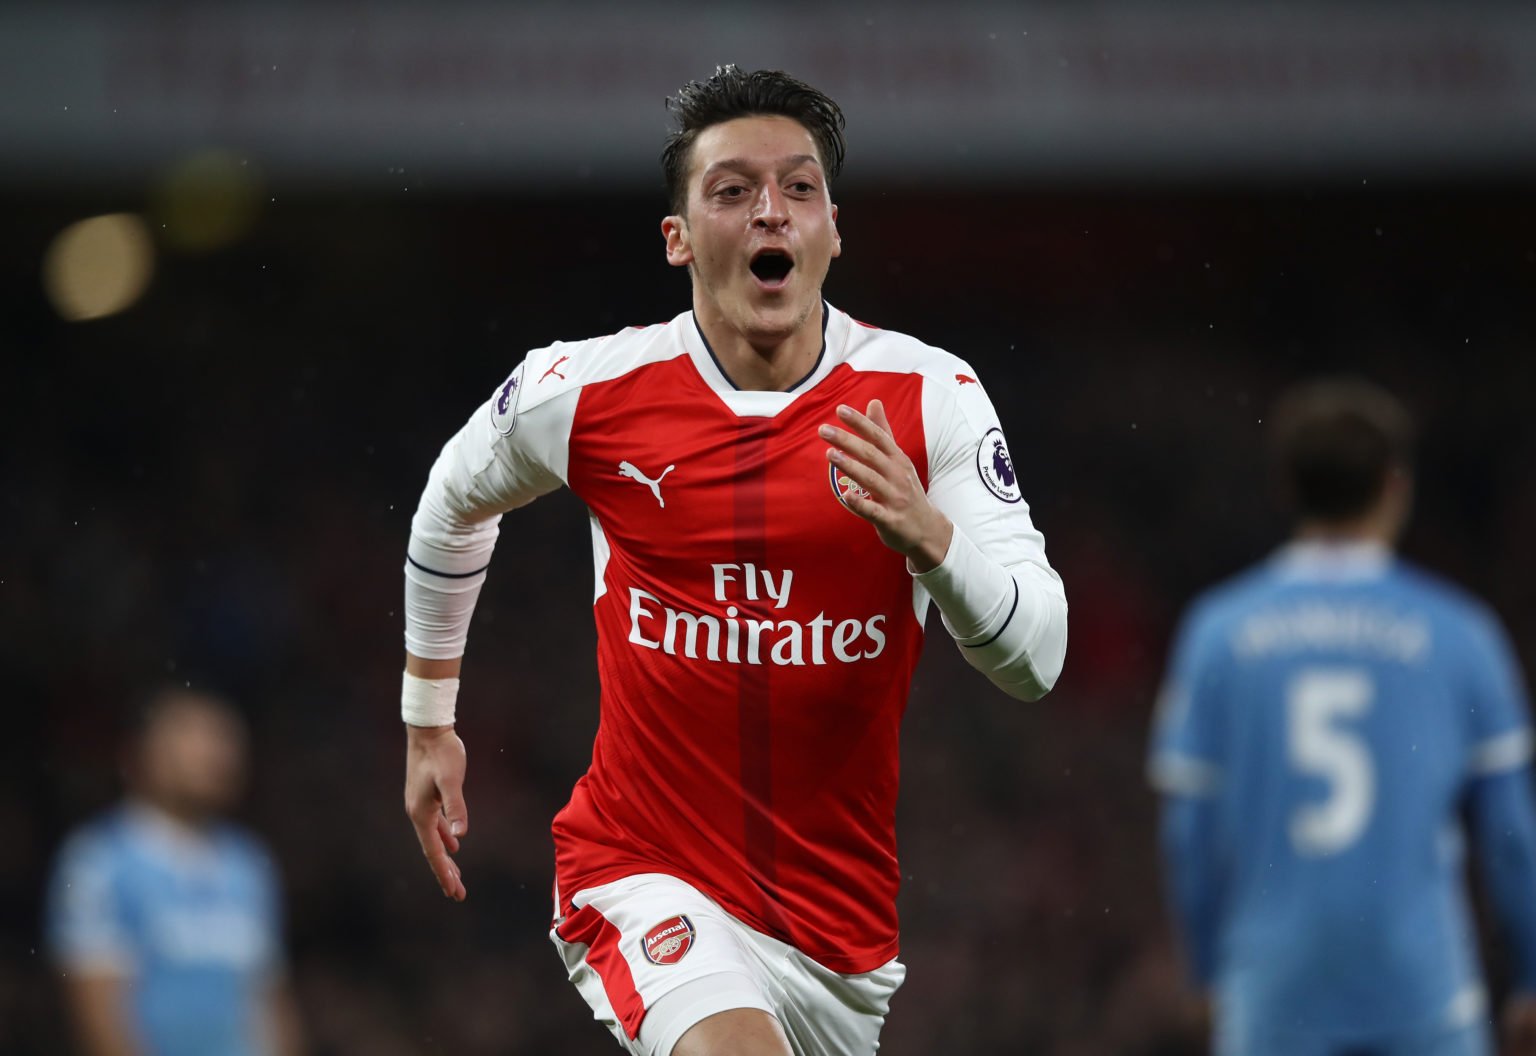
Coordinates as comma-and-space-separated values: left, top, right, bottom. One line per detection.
692, 297, 824, 392
1293, 514, 1397, 548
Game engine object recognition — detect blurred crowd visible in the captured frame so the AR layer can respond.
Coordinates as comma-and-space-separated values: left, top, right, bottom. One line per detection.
3, 185, 1533, 1053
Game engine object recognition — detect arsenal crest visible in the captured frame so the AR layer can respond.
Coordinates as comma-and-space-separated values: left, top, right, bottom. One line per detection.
642, 915, 695, 965
829, 461, 872, 513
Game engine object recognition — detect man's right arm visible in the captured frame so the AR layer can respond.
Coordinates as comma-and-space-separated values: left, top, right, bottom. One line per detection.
400, 408, 498, 902
1157, 793, 1223, 989
400, 353, 570, 898
1147, 605, 1230, 993
47, 833, 144, 1056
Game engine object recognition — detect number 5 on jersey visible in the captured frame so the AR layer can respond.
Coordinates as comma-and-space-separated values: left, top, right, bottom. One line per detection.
1287, 668, 1376, 857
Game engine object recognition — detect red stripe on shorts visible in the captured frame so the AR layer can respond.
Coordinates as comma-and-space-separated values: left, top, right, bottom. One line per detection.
556, 903, 647, 1039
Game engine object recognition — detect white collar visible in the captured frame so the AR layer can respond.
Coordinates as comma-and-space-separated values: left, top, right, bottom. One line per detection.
123, 801, 224, 867
1272, 539, 1394, 582
680, 301, 850, 418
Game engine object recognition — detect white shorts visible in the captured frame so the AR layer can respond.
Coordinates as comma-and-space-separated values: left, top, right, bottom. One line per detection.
550, 873, 905, 1056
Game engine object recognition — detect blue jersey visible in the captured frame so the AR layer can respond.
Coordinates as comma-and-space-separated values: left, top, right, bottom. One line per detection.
1150, 541, 1536, 1049
46, 804, 284, 1056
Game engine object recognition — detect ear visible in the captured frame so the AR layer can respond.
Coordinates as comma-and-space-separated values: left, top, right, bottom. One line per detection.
829, 202, 842, 259
1384, 465, 1415, 538
662, 214, 693, 268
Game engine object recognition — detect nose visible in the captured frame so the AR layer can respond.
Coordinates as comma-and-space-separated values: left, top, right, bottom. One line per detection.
751, 183, 789, 230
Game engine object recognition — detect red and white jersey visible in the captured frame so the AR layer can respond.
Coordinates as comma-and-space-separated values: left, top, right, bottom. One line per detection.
406, 304, 1066, 974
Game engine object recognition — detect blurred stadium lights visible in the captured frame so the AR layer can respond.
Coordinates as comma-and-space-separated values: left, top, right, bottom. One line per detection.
41, 213, 155, 323
150, 150, 264, 255
0, 3, 1534, 188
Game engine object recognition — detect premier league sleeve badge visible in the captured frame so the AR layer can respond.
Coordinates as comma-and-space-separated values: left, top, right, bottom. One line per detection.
489, 362, 525, 437
975, 427, 1022, 503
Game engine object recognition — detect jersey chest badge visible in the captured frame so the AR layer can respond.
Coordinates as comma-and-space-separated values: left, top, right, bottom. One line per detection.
829, 461, 871, 512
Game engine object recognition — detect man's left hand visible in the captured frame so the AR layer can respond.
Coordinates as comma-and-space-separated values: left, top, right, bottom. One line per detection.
819, 399, 953, 572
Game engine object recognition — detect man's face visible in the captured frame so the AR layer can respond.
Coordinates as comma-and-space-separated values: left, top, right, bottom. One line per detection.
663, 115, 841, 346
136, 698, 247, 820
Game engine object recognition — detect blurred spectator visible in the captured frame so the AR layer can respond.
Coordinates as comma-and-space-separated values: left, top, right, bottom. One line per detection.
44, 687, 303, 1056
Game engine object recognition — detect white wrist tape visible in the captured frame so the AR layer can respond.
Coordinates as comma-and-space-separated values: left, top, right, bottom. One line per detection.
401, 671, 459, 727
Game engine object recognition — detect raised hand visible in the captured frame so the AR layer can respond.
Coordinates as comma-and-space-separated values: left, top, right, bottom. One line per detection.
819, 399, 952, 572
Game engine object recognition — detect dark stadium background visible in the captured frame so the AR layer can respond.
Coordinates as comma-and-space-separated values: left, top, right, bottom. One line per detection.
3, 5, 1535, 1054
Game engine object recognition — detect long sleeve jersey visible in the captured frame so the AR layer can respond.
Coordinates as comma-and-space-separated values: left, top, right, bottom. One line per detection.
406, 304, 1067, 973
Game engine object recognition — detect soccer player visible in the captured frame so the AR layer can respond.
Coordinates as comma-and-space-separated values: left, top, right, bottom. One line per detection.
45, 687, 303, 1056
1149, 379, 1536, 1056
400, 67, 1067, 1055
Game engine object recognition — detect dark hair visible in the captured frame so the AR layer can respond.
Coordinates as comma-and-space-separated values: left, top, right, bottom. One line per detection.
661, 65, 847, 215
1267, 378, 1414, 522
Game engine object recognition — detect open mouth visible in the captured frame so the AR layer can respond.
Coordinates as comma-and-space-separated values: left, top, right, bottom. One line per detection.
749, 249, 794, 287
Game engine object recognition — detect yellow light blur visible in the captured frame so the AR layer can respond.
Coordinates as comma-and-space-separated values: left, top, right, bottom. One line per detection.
152, 150, 263, 254
42, 213, 156, 323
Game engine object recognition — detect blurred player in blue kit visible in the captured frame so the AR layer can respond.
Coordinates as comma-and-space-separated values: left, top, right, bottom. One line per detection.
45, 687, 303, 1056
1150, 379, 1536, 1055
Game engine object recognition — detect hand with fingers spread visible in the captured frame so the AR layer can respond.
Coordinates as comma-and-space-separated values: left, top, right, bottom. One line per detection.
404, 724, 469, 901
819, 398, 954, 572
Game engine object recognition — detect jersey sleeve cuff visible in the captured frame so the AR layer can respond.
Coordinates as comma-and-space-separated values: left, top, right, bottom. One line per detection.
910, 529, 1015, 644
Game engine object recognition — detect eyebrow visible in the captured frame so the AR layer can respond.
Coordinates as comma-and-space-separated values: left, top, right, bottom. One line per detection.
701, 154, 824, 180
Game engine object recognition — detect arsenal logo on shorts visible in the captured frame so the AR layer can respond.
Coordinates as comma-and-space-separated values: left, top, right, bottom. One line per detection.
642, 915, 695, 966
